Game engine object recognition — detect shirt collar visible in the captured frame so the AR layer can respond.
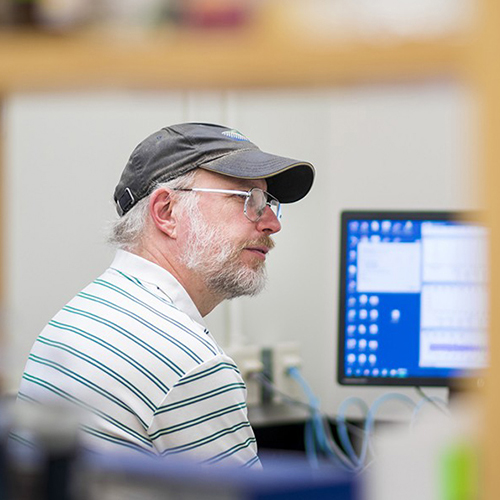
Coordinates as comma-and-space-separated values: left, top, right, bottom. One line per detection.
110, 250, 206, 327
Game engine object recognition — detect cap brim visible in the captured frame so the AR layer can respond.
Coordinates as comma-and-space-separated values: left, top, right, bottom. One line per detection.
199, 148, 315, 203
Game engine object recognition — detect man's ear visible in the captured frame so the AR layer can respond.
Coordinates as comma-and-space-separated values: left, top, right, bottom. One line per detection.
149, 188, 178, 238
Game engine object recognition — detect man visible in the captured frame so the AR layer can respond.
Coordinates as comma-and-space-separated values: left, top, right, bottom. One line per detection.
17, 123, 315, 467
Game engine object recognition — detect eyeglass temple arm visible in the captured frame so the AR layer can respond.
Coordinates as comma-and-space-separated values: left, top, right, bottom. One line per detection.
174, 187, 250, 197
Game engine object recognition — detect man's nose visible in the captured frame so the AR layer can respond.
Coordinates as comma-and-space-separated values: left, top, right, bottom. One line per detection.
257, 205, 282, 234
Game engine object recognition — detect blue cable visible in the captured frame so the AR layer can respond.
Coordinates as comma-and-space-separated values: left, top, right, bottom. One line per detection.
336, 397, 370, 467
358, 393, 416, 468
281, 367, 441, 473
304, 420, 319, 468
287, 367, 356, 470
284, 367, 453, 474
287, 367, 320, 410
287, 367, 322, 467
336, 393, 418, 471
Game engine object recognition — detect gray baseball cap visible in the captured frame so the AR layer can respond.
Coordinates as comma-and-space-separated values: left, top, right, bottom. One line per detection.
114, 122, 315, 216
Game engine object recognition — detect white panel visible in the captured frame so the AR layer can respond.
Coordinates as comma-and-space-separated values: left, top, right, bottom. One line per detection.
3, 84, 473, 420
183, 91, 228, 124
3, 91, 185, 391
227, 82, 474, 416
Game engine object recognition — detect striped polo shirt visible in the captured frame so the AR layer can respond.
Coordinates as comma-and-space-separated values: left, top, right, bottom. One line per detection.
17, 250, 260, 468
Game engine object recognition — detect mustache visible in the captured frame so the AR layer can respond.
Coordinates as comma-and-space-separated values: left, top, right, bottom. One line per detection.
240, 235, 276, 252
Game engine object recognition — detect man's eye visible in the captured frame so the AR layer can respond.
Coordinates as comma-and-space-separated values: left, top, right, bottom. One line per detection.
231, 194, 247, 202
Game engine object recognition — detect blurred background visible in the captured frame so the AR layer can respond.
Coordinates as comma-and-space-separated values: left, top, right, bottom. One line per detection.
0, 0, 498, 498
0, 0, 474, 36
0, 0, 479, 412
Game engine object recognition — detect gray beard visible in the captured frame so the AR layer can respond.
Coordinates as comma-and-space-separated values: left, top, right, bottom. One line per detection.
180, 200, 268, 300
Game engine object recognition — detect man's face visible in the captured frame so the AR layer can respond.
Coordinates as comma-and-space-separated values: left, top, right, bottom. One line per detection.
177, 170, 282, 300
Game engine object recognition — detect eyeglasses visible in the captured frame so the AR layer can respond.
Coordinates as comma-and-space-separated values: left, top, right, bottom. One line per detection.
173, 187, 282, 222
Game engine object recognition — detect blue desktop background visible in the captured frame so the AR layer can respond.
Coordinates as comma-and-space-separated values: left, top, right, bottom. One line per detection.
339, 215, 466, 385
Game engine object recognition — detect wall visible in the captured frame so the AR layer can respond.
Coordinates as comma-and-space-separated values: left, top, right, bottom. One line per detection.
3, 81, 480, 417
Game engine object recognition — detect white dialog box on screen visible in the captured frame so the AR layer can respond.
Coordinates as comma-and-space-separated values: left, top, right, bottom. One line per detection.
357, 242, 421, 292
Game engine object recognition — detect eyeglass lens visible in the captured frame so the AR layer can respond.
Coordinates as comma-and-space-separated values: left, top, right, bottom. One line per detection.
245, 189, 280, 221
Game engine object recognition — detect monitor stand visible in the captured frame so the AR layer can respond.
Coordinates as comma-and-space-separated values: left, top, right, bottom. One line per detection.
448, 377, 486, 405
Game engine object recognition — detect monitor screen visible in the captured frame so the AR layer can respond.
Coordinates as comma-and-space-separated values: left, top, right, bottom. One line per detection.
337, 211, 489, 387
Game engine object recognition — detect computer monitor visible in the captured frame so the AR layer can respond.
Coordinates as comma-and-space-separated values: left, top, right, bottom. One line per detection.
337, 211, 488, 388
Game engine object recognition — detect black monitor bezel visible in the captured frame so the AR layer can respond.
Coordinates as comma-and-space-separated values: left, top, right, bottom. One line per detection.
337, 210, 486, 388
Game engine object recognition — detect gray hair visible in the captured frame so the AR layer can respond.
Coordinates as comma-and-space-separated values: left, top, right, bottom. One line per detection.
107, 170, 198, 251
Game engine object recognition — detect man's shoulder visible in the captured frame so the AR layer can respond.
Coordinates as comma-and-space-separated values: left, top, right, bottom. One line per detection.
54, 265, 191, 332
44, 264, 220, 363
66, 264, 173, 312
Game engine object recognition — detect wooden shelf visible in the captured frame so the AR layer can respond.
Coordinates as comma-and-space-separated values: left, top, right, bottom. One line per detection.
0, 28, 469, 92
